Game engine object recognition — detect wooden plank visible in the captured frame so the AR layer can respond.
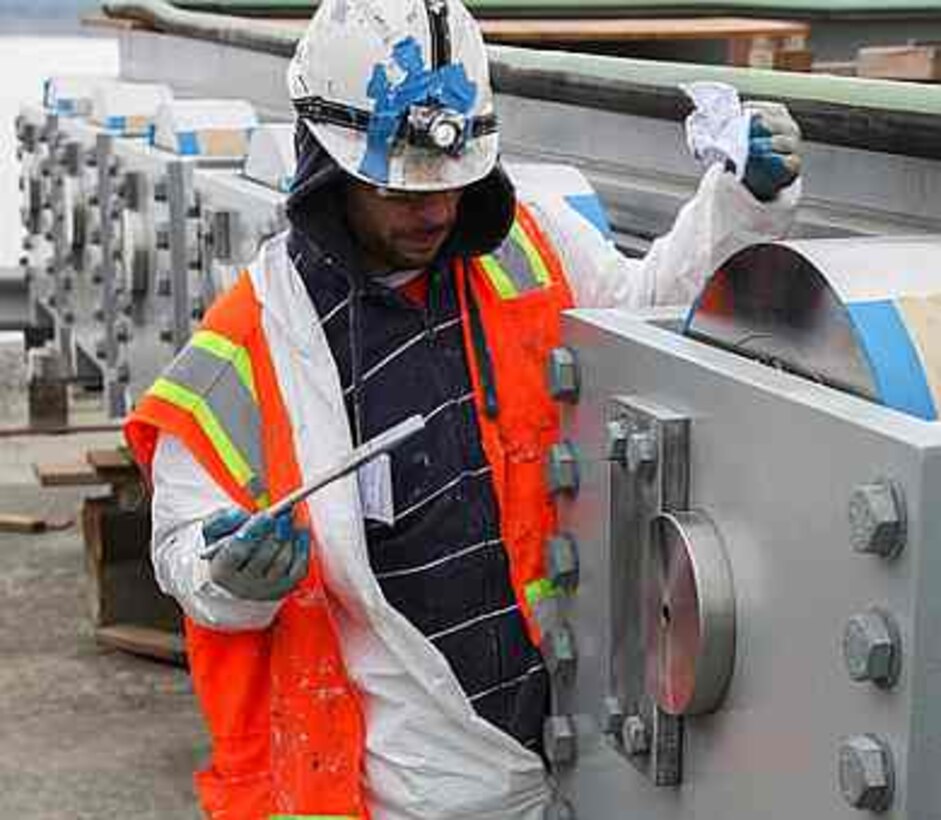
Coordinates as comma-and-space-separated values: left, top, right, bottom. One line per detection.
33, 461, 103, 487
858, 44, 941, 81
0, 514, 46, 534
95, 624, 187, 666
477, 16, 810, 44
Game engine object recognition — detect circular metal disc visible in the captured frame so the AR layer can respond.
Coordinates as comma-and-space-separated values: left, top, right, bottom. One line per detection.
645, 511, 736, 716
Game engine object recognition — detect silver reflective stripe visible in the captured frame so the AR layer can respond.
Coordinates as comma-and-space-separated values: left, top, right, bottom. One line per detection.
491, 232, 541, 294
164, 344, 266, 489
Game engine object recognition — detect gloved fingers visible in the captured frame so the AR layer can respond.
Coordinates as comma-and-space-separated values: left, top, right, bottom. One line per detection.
202, 507, 250, 544
746, 103, 801, 141
266, 531, 311, 599
238, 511, 276, 541
260, 538, 294, 581
208, 533, 257, 579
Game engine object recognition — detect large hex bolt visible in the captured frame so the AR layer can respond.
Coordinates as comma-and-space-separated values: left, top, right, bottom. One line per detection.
546, 533, 579, 592
605, 419, 630, 465
848, 480, 905, 558
547, 441, 579, 496
600, 696, 625, 739
542, 625, 577, 681
621, 714, 650, 757
543, 716, 577, 768
626, 430, 658, 475
838, 734, 894, 812
843, 609, 901, 689
547, 346, 580, 403
543, 798, 576, 820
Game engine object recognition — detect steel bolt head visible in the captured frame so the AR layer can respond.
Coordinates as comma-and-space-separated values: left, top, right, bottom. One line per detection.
547, 441, 579, 495
547, 346, 580, 403
543, 715, 577, 767
843, 609, 900, 688
621, 714, 650, 756
542, 626, 576, 679
849, 481, 905, 558
605, 419, 629, 464
600, 696, 625, 737
546, 533, 579, 592
627, 431, 658, 474
838, 734, 894, 812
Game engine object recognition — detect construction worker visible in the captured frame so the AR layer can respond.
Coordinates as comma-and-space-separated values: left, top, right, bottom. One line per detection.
125, 0, 802, 817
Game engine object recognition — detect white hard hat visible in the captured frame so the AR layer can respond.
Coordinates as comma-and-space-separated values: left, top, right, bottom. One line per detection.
287, 0, 498, 192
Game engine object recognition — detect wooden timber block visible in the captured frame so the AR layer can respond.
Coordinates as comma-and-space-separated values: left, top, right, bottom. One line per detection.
95, 624, 186, 666
858, 44, 941, 81
81, 495, 182, 633
0, 514, 46, 534
34, 460, 103, 487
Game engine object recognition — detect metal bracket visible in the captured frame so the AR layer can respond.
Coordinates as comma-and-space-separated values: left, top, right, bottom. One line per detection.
607, 395, 689, 786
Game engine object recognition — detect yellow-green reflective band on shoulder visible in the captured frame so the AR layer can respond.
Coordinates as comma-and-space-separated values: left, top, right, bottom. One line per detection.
510, 221, 552, 288
479, 253, 517, 299
525, 577, 560, 607
191, 329, 256, 400
149, 377, 259, 498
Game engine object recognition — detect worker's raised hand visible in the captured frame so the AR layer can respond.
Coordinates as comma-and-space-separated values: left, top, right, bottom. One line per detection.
742, 101, 802, 202
202, 508, 310, 601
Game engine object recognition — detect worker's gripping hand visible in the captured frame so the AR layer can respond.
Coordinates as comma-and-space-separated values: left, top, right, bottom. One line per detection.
201, 508, 310, 601
742, 101, 802, 202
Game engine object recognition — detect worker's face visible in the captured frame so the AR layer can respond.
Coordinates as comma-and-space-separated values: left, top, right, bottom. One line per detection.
345, 180, 463, 272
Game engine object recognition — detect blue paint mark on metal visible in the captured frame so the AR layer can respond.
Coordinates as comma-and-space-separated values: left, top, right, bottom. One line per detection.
847, 299, 936, 420
105, 115, 126, 133
360, 36, 476, 184
177, 131, 200, 156
564, 193, 612, 240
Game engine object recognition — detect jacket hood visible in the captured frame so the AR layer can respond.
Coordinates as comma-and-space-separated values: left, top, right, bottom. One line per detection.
286, 122, 516, 265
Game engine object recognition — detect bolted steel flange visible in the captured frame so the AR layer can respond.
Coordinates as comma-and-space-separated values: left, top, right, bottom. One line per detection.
547, 346, 580, 403
838, 734, 894, 812
843, 608, 901, 689
848, 480, 905, 558
546, 533, 579, 592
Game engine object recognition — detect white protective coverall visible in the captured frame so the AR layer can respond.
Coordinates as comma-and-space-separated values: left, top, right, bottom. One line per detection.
150, 164, 799, 820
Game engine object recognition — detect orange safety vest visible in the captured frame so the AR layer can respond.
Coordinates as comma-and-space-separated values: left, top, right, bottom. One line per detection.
125, 203, 573, 820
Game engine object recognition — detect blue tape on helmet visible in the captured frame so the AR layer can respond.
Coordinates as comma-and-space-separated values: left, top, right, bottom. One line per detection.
359, 36, 476, 185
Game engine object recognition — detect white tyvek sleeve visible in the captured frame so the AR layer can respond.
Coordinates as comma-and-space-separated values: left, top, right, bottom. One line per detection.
532, 163, 800, 310
151, 433, 282, 631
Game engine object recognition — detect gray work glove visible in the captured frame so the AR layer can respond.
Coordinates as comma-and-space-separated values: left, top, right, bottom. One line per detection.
201, 508, 310, 601
741, 100, 802, 202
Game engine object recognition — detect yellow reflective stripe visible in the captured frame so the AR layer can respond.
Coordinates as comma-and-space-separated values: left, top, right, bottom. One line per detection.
191, 329, 256, 400
525, 577, 559, 607
149, 377, 255, 489
479, 253, 518, 299
510, 221, 551, 287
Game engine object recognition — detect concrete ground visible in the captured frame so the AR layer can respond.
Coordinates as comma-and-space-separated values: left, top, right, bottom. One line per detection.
0, 383, 207, 819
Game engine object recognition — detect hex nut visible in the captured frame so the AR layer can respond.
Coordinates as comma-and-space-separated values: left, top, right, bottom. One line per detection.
849, 481, 905, 558
843, 609, 901, 688
838, 734, 894, 812
621, 714, 650, 756
547, 347, 580, 403
546, 534, 579, 592
543, 715, 577, 767
547, 442, 579, 495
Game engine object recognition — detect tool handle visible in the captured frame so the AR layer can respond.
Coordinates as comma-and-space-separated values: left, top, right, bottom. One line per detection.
199, 414, 424, 560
